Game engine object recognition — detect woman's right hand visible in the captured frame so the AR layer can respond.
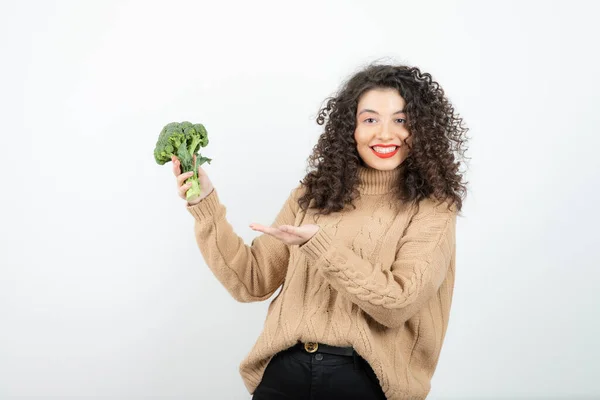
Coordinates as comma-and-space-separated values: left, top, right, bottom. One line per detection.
172, 155, 214, 206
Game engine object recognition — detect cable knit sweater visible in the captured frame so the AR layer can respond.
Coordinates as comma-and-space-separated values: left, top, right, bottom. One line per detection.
186, 165, 457, 400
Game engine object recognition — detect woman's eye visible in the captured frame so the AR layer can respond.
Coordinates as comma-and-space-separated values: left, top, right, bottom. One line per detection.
396, 118, 406, 124
364, 118, 376, 123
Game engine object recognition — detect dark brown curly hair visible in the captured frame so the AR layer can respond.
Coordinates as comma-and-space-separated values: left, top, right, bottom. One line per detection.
298, 63, 469, 216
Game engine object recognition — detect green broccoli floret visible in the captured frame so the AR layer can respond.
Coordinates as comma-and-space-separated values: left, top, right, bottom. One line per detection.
154, 121, 212, 202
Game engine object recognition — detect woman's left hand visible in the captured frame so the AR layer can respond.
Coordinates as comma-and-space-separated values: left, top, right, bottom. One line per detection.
249, 223, 320, 246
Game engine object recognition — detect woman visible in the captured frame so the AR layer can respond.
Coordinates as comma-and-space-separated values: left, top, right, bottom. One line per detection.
172, 63, 469, 400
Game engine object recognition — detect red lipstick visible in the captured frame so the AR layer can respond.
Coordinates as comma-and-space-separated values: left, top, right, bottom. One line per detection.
371, 144, 400, 159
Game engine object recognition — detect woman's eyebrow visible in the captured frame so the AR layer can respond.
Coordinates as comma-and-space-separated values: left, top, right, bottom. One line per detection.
357, 109, 405, 116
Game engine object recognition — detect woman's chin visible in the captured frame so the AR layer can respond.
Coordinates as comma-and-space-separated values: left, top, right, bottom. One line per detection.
364, 158, 402, 171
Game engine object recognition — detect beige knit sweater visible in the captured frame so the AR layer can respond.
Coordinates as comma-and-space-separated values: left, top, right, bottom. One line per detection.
186, 165, 457, 400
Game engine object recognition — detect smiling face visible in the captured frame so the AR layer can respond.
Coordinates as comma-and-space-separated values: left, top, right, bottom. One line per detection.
354, 88, 412, 170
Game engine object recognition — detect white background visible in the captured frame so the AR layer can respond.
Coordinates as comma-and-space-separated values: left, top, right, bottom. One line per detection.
1, 0, 599, 399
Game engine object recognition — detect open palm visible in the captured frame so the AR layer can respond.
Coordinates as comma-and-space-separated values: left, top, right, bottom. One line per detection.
249, 223, 320, 246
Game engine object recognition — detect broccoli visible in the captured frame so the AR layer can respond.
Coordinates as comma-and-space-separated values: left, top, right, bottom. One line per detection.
154, 121, 212, 202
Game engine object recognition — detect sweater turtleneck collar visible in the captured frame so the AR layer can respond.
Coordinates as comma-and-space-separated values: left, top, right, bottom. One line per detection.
357, 164, 404, 195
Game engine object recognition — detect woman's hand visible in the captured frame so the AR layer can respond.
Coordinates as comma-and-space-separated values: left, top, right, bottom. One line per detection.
249, 223, 320, 246
172, 154, 214, 206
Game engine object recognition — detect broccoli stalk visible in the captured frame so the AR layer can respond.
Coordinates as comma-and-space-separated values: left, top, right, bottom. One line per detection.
154, 121, 212, 202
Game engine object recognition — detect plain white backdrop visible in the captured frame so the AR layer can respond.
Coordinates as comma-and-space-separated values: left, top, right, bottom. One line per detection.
1, 0, 599, 399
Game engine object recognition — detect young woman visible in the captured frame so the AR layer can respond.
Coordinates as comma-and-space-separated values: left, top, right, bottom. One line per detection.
172, 63, 469, 400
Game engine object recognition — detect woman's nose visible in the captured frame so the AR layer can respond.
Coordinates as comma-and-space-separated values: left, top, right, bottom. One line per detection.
378, 123, 394, 140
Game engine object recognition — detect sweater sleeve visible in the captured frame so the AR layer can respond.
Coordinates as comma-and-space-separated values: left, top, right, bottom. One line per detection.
186, 186, 301, 303
299, 198, 457, 329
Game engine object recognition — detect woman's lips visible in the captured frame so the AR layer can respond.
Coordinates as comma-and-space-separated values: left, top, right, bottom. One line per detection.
371, 146, 399, 159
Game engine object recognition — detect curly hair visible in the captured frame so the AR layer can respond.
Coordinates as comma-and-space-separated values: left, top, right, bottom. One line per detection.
297, 63, 469, 217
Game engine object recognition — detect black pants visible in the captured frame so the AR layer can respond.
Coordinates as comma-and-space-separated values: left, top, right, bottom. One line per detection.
252, 344, 387, 400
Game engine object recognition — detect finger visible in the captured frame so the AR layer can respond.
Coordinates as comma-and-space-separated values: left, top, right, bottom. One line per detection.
278, 225, 300, 235
178, 182, 192, 199
249, 223, 274, 234
172, 156, 181, 176
251, 224, 302, 246
250, 224, 287, 239
177, 171, 194, 187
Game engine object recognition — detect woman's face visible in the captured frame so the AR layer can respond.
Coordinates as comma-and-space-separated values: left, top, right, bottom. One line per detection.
354, 88, 412, 171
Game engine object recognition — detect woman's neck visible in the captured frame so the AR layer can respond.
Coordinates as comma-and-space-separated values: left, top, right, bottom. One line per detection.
357, 164, 403, 195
